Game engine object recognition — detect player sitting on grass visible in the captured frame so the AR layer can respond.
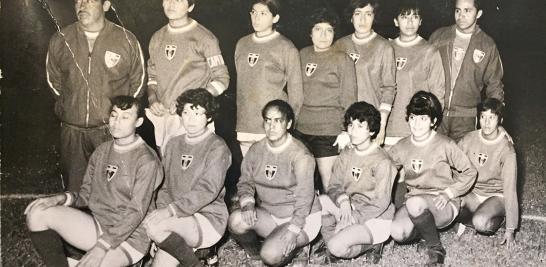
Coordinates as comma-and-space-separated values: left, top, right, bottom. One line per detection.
457, 98, 518, 246
229, 100, 321, 266
388, 91, 477, 265
143, 88, 231, 267
316, 101, 397, 264
25, 96, 163, 267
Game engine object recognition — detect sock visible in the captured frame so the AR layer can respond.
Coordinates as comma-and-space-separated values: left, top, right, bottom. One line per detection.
457, 206, 473, 226
230, 230, 260, 257
30, 230, 69, 267
158, 233, 202, 267
409, 209, 442, 248
320, 214, 337, 243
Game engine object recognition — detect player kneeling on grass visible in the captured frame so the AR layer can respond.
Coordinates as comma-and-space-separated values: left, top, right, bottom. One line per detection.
316, 101, 397, 264
143, 88, 231, 267
25, 96, 163, 267
229, 100, 322, 266
388, 91, 477, 265
457, 98, 518, 246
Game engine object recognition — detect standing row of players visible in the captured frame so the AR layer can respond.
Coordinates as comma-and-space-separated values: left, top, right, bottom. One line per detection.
28, 0, 512, 266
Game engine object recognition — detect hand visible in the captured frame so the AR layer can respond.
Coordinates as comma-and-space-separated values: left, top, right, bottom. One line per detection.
433, 193, 450, 210
76, 246, 106, 267
501, 230, 516, 249
280, 228, 298, 257
241, 204, 257, 227
149, 102, 167, 116
144, 208, 172, 227
333, 131, 351, 152
335, 200, 354, 232
374, 125, 386, 146
24, 194, 65, 215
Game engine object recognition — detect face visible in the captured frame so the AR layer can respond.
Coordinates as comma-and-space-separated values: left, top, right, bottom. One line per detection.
250, 3, 279, 35
311, 22, 335, 51
163, 0, 194, 21
394, 10, 422, 39
454, 0, 482, 33
263, 107, 291, 145
352, 5, 374, 36
75, 0, 109, 30
347, 119, 374, 148
180, 103, 209, 137
108, 105, 142, 140
408, 114, 435, 140
479, 110, 500, 138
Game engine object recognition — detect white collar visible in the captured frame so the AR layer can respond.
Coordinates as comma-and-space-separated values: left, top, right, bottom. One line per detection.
266, 134, 293, 153
351, 31, 377, 45
394, 35, 423, 47
252, 31, 280, 43
184, 128, 213, 144
354, 142, 379, 156
411, 131, 437, 146
113, 136, 143, 152
455, 28, 472, 39
478, 129, 506, 145
167, 19, 197, 33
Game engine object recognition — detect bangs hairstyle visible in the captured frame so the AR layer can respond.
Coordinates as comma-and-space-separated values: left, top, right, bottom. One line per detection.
344, 101, 381, 139
251, 0, 280, 17
478, 98, 504, 123
345, 0, 379, 22
110, 95, 144, 118
397, 0, 421, 17
175, 88, 218, 122
309, 7, 339, 35
262, 99, 295, 130
406, 91, 443, 129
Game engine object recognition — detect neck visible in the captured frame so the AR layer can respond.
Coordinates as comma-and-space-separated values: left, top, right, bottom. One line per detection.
256, 28, 274, 37
457, 24, 476, 34
355, 139, 372, 152
413, 130, 432, 142
354, 30, 373, 39
399, 34, 418, 42
81, 19, 105, 33
169, 16, 191, 28
187, 128, 207, 139
314, 46, 330, 52
481, 128, 500, 141
114, 134, 137, 146
267, 133, 288, 148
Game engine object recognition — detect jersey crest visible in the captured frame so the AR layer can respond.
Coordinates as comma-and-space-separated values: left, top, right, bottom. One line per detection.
453, 47, 465, 61
349, 53, 360, 64
411, 159, 423, 173
305, 63, 317, 77
264, 165, 278, 180
106, 164, 119, 181
181, 154, 194, 170
247, 53, 260, 67
165, 45, 177, 60
351, 167, 362, 182
477, 153, 488, 166
396, 57, 408, 70
473, 49, 486, 63
104, 51, 121, 68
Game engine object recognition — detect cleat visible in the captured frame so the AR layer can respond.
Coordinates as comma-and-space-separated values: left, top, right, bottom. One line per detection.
425, 246, 446, 266
365, 243, 384, 264
456, 223, 467, 237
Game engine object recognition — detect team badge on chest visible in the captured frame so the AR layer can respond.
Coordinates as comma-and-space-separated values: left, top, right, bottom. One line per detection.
351, 167, 362, 182
106, 164, 119, 181
411, 159, 424, 173
181, 154, 194, 170
305, 63, 317, 76
264, 165, 278, 180
165, 45, 177, 60
473, 49, 485, 63
349, 53, 360, 64
247, 53, 260, 67
396, 57, 408, 70
104, 51, 121, 68
477, 153, 488, 166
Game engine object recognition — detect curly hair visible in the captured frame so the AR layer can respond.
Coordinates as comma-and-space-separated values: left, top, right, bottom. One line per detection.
309, 7, 339, 35
110, 95, 144, 118
344, 101, 381, 139
175, 88, 218, 123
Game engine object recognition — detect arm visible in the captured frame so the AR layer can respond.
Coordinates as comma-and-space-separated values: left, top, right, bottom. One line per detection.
128, 35, 145, 98
237, 148, 257, 208
444, 141, 478, 199
366, 158, 397, 217
427, 48, 446, 109
286, 46, 304, 120
288, 152, 317, 233
339, 54, 358, 118
502, 147, 518, 231
70, 146, 102, 208
327, 152, 349, 206
45, 35, 63, 99
483, 45, 504, 103
202, 36, 230, 96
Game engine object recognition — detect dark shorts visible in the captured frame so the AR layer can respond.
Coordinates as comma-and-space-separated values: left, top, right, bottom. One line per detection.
293, 130, 339, 158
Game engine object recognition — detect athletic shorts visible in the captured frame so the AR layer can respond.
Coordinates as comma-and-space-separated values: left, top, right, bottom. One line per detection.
469, 192, 504, 204
192, 213, 224, 249
270, 211, 322, 241
405, 194, 461, 229
293, 130, 338, 158
363, 218, 392, 244
93, 217, 148, 264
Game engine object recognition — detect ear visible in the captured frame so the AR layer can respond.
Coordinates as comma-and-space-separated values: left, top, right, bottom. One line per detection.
394, 18, 399, 27
188, 4, 195, 13
286, 119, 293, 130
103, 0, 111, 12
431, 118, 438, 127
207, 117, 212, 123
273, 14, 280, 24
476, 9, 483, 19
500, 117, 504, 124
135, 117, 144, 128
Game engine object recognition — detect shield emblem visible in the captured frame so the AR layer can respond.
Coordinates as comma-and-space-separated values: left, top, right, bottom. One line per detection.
473, 49, 485, 63
264, 165, 277, 180
396, 57, 408, 70
165, 45, 177, 60
305, 63, 317, 77
453, 47, 465, 61
411, 159, 424, 173
104, 51, 121, 68
349, 53, 360, 64
247, 53, 260, 67
181, 154, 194, 170
351, 167, 362, 182
477, 153, 488, 166
106, 164, 119, 181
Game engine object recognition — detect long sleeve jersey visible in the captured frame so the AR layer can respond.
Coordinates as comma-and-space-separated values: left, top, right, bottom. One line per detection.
296, 46, 357, 136
429, 25, 504, 117
147, 20, 230, 109
458, 130, 518, 230
387, 36, 445, 138
156, 130, 231, 234
388, 131, 477, 199
68, 137, 162, 250
235, 32, 303, 134
327, 144, 397, 222
237, 135, 321, 232
46, 20, 145, 128
334, 32, 396, 112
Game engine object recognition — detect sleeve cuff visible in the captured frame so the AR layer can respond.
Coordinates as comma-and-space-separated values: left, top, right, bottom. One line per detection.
168, 204, 178, 217
287, 224, 301, 234
239, 197, 255, 208
96, 238, 111, 250
443, 188, 455, 199
62, 192, 73, 206
147, 80, 157, 86
209, 80, 226, 96
336, 194, 350, 205
379, 103, 392, 112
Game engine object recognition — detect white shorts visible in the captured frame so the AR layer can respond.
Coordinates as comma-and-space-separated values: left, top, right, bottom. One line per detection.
193, 213, 223, 249
94, 218, 144, 264
363, 218, 392, 244
270, 211, 322, 241
475, 192, 504, 204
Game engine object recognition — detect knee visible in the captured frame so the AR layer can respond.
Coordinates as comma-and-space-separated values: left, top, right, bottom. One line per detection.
405, 197, 428, 217
472, 214, 498, 234
26, 206, 52, 231
390, 221, 411, 242
145, 223, 167, 242
228, 210, 248, 235
327, 239, 348, 258
260, 241, 283, 266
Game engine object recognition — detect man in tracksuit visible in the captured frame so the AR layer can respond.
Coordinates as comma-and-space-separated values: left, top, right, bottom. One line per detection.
429, 0, 504, 141
46, 0, 145, 192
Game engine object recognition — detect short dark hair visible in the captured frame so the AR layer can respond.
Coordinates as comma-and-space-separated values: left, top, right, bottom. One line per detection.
188, 0, 195, 7
251, 0, 280, 17
309, 7, 339, 35
478, 98, 503, 123
175, 88, 218, 123
406, 91, 443, 129
262, 99, 295, 130
396, 0, 421, 17
345, 0, 379, 23
344, 101, 381, 139
110, 95, 144, 118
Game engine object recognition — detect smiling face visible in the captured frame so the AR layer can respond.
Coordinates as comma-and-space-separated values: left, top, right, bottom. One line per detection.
347, 119, 374, 150
311, 22, 335, 51
263, 107, 291, 147
250, 3, 279, 36
454, 0, 482, 33
479, 109, 501, 140
108, 105, 142, 144
394, 10, 422, 41
352, 4, 374, 37
74, 0, 109, 31
180, 103, 209, 137
408, 114, 435, 141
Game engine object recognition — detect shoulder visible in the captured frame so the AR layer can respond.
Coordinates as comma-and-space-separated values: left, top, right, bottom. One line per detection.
107, 21, 138, 41
300, 46, 314, 55
194, 22, 220, 42
290, 137, 314, 158
150, 25, 168, 41
237, 34, 253, 46
459, 130, 480, 144
474, 27, 497, 48
208, 134, 231, 154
